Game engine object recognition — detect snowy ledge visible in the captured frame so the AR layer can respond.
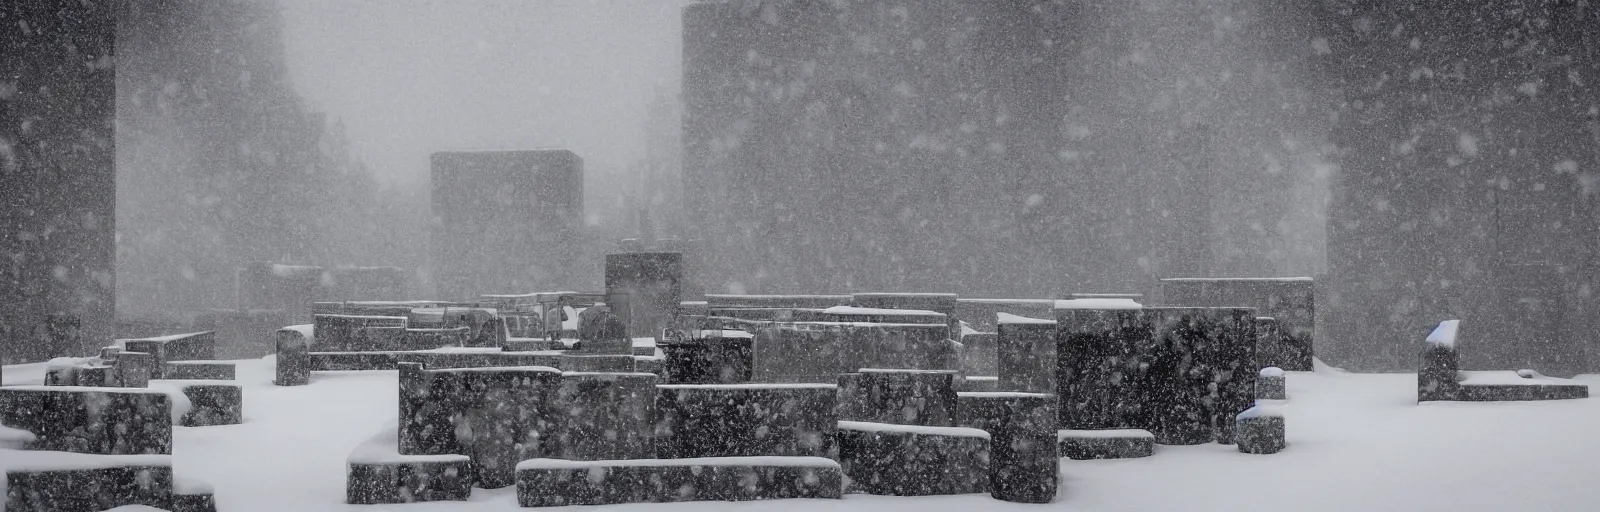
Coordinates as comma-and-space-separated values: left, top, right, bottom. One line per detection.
657, 383, 836, 390
1054, 298, 1144, 310
1260, 367, 1286, 378
997, 312, 1055, 325
1057, 429, 1155, 440
428, 365, 561, 374
857, 368, 958, 374
821, 306, 946, 317
517, 456, 840, 471
1459, 370, 1583, 387
114, 331, 212, 344
691, 329, 754, 339
837, 421, 990, 439
1238, 403, 1287, 419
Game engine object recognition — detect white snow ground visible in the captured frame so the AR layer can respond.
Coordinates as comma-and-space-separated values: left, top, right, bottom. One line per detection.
4, 359, 1599, 512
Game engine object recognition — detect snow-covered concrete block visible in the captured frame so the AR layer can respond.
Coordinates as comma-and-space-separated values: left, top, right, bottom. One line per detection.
557, 354, 635, 373
160, 362, 235, 381
0, 387, 173, 455
151, 382, 241, 427
956, 392, 1058, 503
632, 355, 665, 377
1454, 370, 1589, 401
515, 457, 842, 507
550, 372, 657, 462
172, 476, 216, 512
1235, 405, 1286, 454
659, 330, 753, 384
1054, 303, 1150, 430
837, 370, 961, 427
312, 314, 407, 352
1056, 429, 1155, 460
345, 424, 472, 504
836, 421, 991, 496
397, 363, 563, 489
273, 326, 311, 386
1159, 277, 1315, 371
1257, 367, 1287, 400
1147, 307, 1257, 445
959, 332, 998, 376
119, 331, 217, 372
654, 384, 837, 459
2, 451, 174, 511
997, 314, 1057, 393
1418, 320, 1462, 402
115, 352, 156, 388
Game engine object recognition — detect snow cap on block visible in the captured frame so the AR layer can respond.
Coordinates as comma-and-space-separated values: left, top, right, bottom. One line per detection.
1237, 403, 1286, 420
1054, 298, 1143, 310
1259, 367, 1285, 378
1425, 320, 1460, 347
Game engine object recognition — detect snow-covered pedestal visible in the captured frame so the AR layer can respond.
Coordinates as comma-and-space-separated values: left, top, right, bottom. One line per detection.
1417, 320, 1463, 402
1054, 299, 1149, 430
836, 421, 991, 496
273, 325, 312, 386
1257, 366, 1287, 400
1235, 405, 1286, 454
837, 369, 961, 426
515, 456, 842, 507
1147, 307, 1257, 445
550, 372, 657, 462
997, 313, 1057, 393
956, 391, 1059, 503
654, 383, 837, 459
1056, 429, 1155, 460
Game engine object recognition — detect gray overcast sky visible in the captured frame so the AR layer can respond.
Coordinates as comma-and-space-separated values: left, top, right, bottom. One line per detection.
278, 0, 691, 188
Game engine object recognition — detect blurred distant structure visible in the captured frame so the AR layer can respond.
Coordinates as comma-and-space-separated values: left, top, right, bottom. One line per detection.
0, 1, 118, 362
431, 150, 586, 301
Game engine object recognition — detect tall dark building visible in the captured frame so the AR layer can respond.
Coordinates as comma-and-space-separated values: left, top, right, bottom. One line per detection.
0, 1, 118, 362
430, 150, 584, 300
681, 1, 1323, 298
1317, 1, 1600, 372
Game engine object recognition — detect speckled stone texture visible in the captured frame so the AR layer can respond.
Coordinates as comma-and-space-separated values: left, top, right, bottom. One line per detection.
1417, 343, 1460, 402
168, 384, 242, 427
956, 392, 1059, 503
0, 387, 172, 454
273, 328, 310, 386
346, 457, 473, 504
654, 384, 837, 459
837, 370, 960, 426
549, 372, 658, 461
836, 423, 990, 496
1056, 430, 1155, 460
312, 314, 407, 352
1054, 306, 1152, 430
1147, 307, 1257, 445
515, 458, 842, 507
4, 461, 174, 512
397, 363, 563, 489
997, 320, 1056, 393
1159, 278, 1314, 371
1236, 415, 1286, 454
659, 335, 752, 384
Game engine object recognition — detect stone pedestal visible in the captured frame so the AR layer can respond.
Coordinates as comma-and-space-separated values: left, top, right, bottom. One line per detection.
346, 424, 473, 504
1056, 429, 1155, 460
1236, 407, 1286, 454
1257, 367, 1287, 400
956, 392, 1058, 503
274, 327, 311, 386
837, 370, 960, 426
1054, 304, 1151, 430
606, 252, 684, 341
1418, 341, 1461, 402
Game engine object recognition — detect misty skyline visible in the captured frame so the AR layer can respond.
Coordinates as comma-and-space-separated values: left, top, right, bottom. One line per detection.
278, 0, 691, 189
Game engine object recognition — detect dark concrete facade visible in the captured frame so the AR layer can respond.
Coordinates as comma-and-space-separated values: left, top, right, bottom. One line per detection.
0, 1, 118, 362
430, 150, 584, 300
1317, 1, 1600, 372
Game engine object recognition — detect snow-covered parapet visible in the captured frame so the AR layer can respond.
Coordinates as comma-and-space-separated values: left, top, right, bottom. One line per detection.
1053, 297, 1143, 310
0, 386, 175, 455
346, 422, 471, 504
